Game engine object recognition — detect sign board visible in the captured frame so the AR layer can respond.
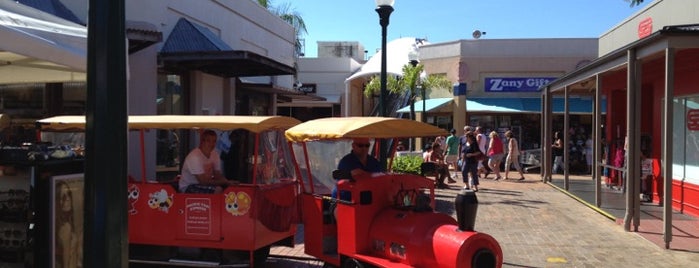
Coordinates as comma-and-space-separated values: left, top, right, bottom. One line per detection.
298, 84, 316, 94
638, 17, 653, 39
453, 83, 467, 96
484, 77, 556, 92
184, 198, 212, 235
51, 174, 84, 268
688, 109, 699, 131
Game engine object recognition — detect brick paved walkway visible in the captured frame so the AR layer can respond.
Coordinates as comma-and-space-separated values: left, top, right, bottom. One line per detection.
549, 174, 699, 253
268, 173, 699, 267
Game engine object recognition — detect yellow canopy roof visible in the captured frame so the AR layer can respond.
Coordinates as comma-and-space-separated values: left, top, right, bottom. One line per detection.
37, 115, 301, 133
284, 117, 449, 142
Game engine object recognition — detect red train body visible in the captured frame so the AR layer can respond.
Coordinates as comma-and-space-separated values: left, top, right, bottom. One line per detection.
302, 172, 502, 268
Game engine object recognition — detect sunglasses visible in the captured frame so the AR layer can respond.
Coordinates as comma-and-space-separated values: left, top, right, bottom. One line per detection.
354, 143, 370, 148
0, 238, 22, 247
3, 229, 22, 238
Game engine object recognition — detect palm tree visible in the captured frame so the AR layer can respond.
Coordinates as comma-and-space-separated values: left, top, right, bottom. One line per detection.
256, 0, 308, 57
364, 63, 452, 122
628, 0, 644, 6
364, 62, 451, 150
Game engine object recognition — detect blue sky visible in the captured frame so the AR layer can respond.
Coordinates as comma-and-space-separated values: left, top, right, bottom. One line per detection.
287, 0, 652, 58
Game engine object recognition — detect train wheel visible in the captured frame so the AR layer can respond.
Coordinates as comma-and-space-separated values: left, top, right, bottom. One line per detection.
253, 245, 271, 267
322, 263, 338, 268
341, 258, 365, 268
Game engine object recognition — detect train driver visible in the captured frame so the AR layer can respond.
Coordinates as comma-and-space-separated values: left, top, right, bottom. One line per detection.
332, 138, 385, 200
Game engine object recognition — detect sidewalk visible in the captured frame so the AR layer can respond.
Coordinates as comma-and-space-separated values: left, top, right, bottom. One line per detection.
549, 174, 699, 252
270, 173, 699, 267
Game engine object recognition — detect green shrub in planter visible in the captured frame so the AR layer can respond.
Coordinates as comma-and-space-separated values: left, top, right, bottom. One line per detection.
391, 155, 423, 175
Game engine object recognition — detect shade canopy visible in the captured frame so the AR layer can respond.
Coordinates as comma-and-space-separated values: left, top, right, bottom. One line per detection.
0, 4, 87, 84
346, 37, 426, 81
396, 97, 606, 114
37, 115, 301, 133
284, 117, 448, 142
396, 98, 452, 113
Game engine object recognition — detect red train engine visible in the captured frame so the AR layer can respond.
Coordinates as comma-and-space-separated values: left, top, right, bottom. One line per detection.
285, 117, 503, 268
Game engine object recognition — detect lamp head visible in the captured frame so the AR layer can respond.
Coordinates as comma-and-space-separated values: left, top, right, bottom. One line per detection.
375, 0, 395, 7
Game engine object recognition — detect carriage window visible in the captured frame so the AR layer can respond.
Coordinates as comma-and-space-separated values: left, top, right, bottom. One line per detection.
254, 130, 295, 184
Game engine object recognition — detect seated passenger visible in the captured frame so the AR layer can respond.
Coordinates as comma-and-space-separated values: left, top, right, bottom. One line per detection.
428, 142, 456, 188
332, 138, 384, 199
179, 130, 237, 193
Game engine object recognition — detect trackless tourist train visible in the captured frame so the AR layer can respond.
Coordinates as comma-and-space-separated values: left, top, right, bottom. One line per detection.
36, 115, 503, 267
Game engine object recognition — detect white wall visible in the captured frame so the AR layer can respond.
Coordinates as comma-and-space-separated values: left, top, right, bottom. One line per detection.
599, 0, 699, 56
126, 45, 158, 179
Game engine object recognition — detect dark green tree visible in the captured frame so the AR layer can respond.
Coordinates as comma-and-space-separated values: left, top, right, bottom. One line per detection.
364, 63, 451, 122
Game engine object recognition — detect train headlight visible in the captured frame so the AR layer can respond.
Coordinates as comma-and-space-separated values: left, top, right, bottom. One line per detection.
389, 242, 406, 259
373, 239, 385, 252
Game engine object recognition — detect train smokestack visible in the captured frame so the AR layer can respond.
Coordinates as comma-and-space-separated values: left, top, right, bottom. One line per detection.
454, 189, 478, 231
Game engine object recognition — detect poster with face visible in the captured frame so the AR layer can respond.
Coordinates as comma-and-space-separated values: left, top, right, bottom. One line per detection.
51, 174, 84, 268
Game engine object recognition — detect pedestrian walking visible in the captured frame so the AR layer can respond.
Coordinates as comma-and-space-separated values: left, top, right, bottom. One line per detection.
552, 131, 564, 174
457, 125, 472, 170
487, 131, 504, 180
474, 126, 491, 178
444, 128, 460, 175
460, 132, 482, 191
503, 130, 525, 181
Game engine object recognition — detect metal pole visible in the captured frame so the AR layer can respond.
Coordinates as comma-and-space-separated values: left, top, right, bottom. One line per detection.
662, 47, 675, 248
376, 5, 393, 168
632, 52, 642, 231
595, 75, 602, 207
564, 86, 569, 190
85, 0, 128, 267
422, 86, 426, 123
541, 90, 546, 181
624, 48, 637, 232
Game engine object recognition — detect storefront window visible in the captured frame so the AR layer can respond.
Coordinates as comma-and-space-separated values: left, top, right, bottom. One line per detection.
156, 74, 185, 168
673, 96, 699, 182
470, 114, 543, 150
0, 84, 43, 110
157, 74, 183, 115
236, 91, 270, 115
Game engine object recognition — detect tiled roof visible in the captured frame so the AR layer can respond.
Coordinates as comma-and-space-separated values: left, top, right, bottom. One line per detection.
16, 0, 82, 25
161, 18, 231, 53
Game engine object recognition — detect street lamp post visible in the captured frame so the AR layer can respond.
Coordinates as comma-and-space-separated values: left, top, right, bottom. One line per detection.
376, 0, 394, 118
407, 47, 423, 122
408, 48, 420, 151
376, 0, 394, 168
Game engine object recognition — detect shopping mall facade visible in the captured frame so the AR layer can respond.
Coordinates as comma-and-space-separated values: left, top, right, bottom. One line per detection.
541, 0, 699, 223
1, 0, 696, 219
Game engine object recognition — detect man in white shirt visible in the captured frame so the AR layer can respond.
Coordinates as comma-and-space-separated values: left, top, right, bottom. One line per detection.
179, 130, 237, 193
475, 126, 492, 178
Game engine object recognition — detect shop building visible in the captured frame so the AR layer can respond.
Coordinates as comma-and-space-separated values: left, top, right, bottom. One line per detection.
297, 37, 598, 154
415, 38, 598, 150
0, 0, 317, 179
0, 1, 314, 265
277, 41, 365, 120
541, 0, 699, 244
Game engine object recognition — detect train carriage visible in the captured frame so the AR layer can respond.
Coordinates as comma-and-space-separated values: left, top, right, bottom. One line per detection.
37, 115, 301, 267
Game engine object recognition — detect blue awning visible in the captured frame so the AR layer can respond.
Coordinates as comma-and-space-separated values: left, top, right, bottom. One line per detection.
159, 18, 294, 77
468, 97, 606, 114
397, 98, 452, 113
398, 97, 605, 114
